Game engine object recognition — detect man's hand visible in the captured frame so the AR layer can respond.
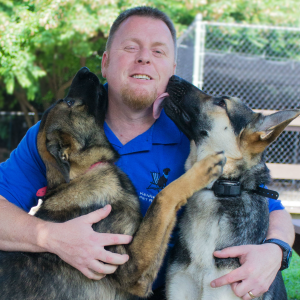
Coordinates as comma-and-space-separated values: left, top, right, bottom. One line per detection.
43, 205, 132, 280
210, 244, 282, 300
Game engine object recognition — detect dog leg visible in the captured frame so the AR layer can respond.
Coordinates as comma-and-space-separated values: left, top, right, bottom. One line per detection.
116, 152, 226, 297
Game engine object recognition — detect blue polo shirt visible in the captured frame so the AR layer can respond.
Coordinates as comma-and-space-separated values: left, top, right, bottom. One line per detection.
0, 108, 284, 290
104, 110, 190, 217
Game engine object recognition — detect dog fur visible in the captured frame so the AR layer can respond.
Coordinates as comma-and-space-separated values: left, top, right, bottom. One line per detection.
164, 75, 299, 300
0, 68, 226, 300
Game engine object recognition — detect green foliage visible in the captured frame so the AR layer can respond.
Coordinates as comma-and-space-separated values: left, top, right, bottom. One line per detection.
0, 0, 120, 108
282, 251, 300, 300
0, 0, 300, 112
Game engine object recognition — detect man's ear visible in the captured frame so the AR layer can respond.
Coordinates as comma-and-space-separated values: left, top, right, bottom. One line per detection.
242, 109, 300, 154
101, 51, 108, 78
46, 133, 70, 183
173, 62, 177, 75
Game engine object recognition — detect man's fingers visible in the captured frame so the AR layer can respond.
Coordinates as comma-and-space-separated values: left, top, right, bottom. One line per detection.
98, 249, 129, 265
242, 290, 259, 300
84, 205, 112, 224
232, 281, 264, 300
213, 245, 247, 259
89, 260, 118, 275
231, 282, 259, 300
212, 244, 282, 298
100, 233, 132, 246
80, 267, 106, 281
211, 268, 246, 288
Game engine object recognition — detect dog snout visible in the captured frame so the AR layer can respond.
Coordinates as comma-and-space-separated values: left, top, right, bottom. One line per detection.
221, 95, 231, 100
78, 67, 90, 79
169, 75, 182, 83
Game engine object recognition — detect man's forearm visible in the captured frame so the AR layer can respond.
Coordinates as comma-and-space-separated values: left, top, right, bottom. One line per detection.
266, 209, 295, 247
0, 196, 132, 279
0, 195, 48, 252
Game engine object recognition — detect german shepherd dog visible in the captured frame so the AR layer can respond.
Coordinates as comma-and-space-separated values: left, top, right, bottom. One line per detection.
0, 68, 226, 300
164, 75, 299, 300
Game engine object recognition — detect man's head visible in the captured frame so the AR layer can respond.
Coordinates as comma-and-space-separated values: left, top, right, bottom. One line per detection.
102, 7, 177, 111
106, 7, 177, 59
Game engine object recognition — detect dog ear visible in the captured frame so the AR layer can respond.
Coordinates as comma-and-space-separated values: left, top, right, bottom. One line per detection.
242, 109, 300, 153
256, 110, 300, 142
46, 135, 71, 183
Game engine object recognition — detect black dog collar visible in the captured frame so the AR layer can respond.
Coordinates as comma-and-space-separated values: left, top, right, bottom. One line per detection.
255, 187, 279, 200
211, 180, 279, 200
212, 180, 241, 197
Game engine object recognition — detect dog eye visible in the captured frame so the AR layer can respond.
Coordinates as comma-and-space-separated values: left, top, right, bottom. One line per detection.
66, 100, 75, 107
215, 99, 226, 108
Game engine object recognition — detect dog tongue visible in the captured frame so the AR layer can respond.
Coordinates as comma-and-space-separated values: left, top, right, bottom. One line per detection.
153, 92, 169, 119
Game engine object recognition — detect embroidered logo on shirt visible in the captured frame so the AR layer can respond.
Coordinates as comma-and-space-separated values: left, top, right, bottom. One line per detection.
147, 168, 171, 191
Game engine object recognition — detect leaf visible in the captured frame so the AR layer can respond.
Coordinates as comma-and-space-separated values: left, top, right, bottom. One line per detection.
30, 67, 46, 79
5, 76, 14, 94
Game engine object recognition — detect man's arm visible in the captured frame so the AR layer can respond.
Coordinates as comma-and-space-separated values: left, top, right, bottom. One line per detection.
0, 196, 132, 280
211, 209, 294, 300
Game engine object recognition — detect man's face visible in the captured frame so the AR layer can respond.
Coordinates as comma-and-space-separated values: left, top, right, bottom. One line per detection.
102, 16, 176, 110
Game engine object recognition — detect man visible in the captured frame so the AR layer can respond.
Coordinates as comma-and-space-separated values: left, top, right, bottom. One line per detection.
0, 6, 294, 300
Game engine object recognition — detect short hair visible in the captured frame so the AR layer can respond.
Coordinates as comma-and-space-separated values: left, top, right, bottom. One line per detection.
106, 6, 177, 59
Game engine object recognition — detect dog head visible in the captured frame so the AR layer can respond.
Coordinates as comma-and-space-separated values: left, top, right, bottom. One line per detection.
165, 75, 300, 179
38, 67, 117, 189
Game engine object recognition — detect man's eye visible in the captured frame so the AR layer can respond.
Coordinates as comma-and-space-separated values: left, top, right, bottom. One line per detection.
125, 46, 138, 52
153, 50, 164, 57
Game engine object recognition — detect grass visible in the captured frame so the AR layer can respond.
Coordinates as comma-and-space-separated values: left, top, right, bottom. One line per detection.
282, 251, 300, 300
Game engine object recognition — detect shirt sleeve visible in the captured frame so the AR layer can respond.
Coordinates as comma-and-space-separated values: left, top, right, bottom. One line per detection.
0, 121, 47, 212
263, 183, 285, 212
268, 198, 285, 212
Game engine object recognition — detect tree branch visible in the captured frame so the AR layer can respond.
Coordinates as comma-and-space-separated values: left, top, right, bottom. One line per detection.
80, 57, 86, 67
14, 90, 39, 127
56, 78, 73, 99
89, 31, 104, 43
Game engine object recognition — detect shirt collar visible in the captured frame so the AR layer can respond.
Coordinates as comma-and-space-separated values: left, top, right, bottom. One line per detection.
104, 122, 153, 155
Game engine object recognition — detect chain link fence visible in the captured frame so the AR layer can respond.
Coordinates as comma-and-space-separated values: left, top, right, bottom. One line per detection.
176, 16, 300, 206
0, 112, 41, 162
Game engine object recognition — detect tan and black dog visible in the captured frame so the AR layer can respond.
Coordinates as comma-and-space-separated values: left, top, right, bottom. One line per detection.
0, 68, 226, 300
164, 75, 299, 300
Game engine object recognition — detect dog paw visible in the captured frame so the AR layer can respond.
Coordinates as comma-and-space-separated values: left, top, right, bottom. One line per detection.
192, 151, 226, 188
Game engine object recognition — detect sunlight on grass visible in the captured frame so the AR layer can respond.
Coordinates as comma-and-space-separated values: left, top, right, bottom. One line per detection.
282, 251, 300, 300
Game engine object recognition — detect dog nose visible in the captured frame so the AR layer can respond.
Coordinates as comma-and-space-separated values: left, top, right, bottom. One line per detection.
78, 67, 90, 79
222, 95, 231, 101
169, 75, 182, 83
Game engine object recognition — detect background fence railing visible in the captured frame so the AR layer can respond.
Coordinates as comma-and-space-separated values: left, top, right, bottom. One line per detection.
176, 16, 300, 211
0, 112, 42, 162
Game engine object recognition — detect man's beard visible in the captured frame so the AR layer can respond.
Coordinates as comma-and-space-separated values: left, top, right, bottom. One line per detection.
121, 85, 157, 110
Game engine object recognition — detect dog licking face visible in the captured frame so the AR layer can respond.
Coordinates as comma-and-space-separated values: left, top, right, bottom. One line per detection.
164, 75, 299, 300
165, 75, 300, 178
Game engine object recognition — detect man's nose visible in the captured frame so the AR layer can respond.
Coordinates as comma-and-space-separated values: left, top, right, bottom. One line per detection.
135, 48, 151, 65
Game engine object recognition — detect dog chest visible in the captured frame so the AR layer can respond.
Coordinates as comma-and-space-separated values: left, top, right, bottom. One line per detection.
180, 190, 223, 267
